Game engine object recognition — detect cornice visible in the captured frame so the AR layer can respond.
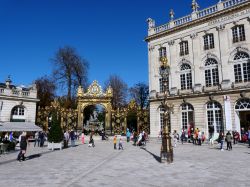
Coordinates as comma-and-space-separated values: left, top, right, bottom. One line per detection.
0, 95, 40, 102
145, 1, 250, 43
149, 87, 250, 102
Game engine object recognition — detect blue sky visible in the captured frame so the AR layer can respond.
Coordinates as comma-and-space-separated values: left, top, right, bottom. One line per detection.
0, 0, 218, 89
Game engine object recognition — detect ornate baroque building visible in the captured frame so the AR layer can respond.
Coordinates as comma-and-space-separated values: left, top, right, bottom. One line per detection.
145, 0, 250, 137
0, 77, 39, 131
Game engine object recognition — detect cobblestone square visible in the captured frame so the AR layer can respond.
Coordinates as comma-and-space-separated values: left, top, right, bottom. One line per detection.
0, 139, 249, 187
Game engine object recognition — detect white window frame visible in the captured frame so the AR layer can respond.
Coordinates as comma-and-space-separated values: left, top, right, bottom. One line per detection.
207, 102, 223, 133
204, 58, 219, 87
159, 47, 167, 58
180, 64, 192, 90
180, 41, 189, 56
233, 52, 250, 83
232, 25, 246, 43
204, 34, 214, 50
11, 106, 25, 120
181, 103, 194, 130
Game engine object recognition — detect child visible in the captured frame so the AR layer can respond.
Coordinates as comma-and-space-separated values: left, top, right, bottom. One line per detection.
81, 131, 85, 144
119, 138, 123, 150
113, 135, 117, 149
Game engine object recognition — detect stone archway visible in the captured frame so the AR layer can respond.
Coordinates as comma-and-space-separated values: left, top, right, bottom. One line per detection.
77, 80, 113, 133
235, 98, 250, 137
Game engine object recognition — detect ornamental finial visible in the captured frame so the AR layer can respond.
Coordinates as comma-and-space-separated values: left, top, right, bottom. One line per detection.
77, 85, 84, 97
169, 9, 174, 21
146, 18, 155, 29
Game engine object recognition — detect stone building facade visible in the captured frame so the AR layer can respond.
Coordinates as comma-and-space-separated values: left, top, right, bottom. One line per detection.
145, 0, 250, 137
0, 77, 39, 123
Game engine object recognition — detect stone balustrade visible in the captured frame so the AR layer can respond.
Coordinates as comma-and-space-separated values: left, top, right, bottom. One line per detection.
0, 88, 34, 98
174, 15, 192, 26
149, 0, 248, 36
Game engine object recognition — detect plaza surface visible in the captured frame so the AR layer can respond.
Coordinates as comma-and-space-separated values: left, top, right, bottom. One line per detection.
0, 138, 249, 187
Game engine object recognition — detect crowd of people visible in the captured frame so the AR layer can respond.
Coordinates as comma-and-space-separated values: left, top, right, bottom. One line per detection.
1, 125, 249, 163
159, 126, 250, 151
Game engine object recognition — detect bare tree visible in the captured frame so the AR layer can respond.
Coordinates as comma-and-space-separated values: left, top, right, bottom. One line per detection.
104, 75, 128, 109
129, 82, 149, 109
52, 46, 88, 104
35, 76, 56, 107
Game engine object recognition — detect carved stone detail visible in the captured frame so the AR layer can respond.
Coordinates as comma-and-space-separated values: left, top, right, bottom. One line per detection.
216, 24, 225, 31
168, 40, 175, 46
190, 33, 198, 39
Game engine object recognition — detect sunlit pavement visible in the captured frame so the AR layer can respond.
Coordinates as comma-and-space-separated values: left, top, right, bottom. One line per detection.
0, 138, 249, 187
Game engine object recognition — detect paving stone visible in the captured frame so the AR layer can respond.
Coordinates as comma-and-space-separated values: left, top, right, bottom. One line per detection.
0, 139, 249, 187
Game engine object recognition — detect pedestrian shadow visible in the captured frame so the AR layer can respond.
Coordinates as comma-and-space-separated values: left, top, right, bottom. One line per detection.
140, 147, 161, 163
26, 153, 41, 160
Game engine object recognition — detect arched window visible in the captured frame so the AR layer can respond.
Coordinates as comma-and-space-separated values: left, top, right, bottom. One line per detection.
181, 103, 194, 130
235, 98, 250, 110
205, 58, 219, 87
180, 63, 192, 90
233, 52, 250, 83
207, 101, 223, 133
11, 106, 25, 122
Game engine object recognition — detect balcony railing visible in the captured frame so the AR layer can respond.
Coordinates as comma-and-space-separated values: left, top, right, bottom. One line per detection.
197, 5, 218, 18
12, 90, 20, 95
223, 0, 247, 8
22, 91, 30, 96
154, 23, 170, 34
174, 15, 192, 26
0, 88, 32, 97
149, 0, 248, 36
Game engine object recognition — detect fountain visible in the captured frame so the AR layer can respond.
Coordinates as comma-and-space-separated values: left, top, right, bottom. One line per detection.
84, 110, 104, 132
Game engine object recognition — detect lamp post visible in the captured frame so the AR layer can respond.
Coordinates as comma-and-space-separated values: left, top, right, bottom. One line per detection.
159, 56, 174, 163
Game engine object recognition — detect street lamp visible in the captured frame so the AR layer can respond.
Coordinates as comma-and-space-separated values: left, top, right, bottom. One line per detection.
159, 56, 174, 163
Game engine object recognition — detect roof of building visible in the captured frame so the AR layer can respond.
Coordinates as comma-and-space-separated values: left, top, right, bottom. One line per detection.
0, 122, 42, 132
146, 0, 249, 41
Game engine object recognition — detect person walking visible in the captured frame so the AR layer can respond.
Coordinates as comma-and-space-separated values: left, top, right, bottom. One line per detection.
34, 131, 39, 147
233, 130, 240, 144
118, 138, 123, 150
226, 131, 233, 151
198, 130, 202, 146
81, 131, 85, 144
69, 130, 75, 147
218, 132, 224, 151
126, 128, 131, 142
113, 135, 117, 149
39, 131, 45, 147
180, 129, 185, 144
173, 130, 178, 147
88, 133, 95, 147
9, 132, 13, 142
17, 132, 28, 161
64, 131, 69, 148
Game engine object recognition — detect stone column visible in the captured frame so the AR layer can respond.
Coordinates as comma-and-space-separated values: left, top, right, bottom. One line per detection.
105, 108, 112, 134
77, 105, 82, 130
